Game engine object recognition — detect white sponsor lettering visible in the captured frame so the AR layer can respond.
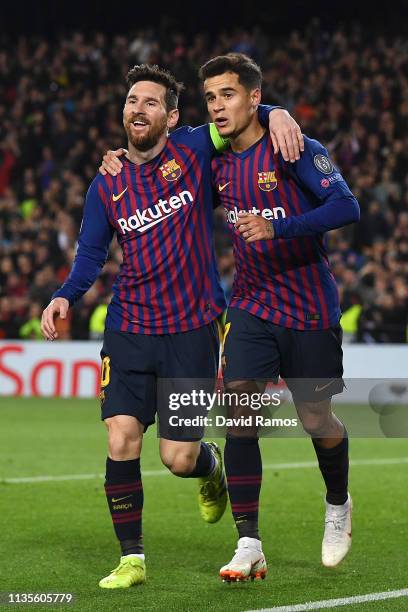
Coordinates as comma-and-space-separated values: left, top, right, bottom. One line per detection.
225, 205, 286, 224
118, 190, 194, 234
168, 195, 182, 209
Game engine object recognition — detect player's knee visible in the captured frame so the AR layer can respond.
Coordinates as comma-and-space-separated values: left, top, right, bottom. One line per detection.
161, 450, 197, 476
297, 399, 332, 437
224, 380, 262, 434
106, 419, 142, 460
108, 434, 142, 460
300, 408, 330, 437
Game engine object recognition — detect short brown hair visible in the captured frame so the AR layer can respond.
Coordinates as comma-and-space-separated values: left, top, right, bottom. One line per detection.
126, 64, 184, 111
198, 53, 262, 90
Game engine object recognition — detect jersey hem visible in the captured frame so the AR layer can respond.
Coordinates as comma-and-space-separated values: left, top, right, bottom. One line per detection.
105, 304, 225, 335
229, 299, 340, 331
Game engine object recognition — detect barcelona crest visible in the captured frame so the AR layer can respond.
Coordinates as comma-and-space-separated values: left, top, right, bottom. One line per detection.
159, 158, 182, 181
258, 170, 277, 191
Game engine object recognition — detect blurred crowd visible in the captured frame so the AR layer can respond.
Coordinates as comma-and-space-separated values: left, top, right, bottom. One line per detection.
1, 20, 407, 342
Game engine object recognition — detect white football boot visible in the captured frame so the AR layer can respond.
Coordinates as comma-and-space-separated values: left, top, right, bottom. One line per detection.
220, 537, 267, 582
322, 493, 352, 567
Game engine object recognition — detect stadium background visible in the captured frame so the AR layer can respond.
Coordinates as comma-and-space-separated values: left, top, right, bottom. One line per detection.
1, 3, 408, 611
1, 1, 408, 343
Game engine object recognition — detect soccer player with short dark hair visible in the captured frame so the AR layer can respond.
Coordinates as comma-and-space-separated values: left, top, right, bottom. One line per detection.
199, 53, 360, 581
41, 63, 303, 588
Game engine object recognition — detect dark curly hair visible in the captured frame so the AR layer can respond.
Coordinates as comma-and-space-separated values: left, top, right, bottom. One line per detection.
126, 64, 184, 111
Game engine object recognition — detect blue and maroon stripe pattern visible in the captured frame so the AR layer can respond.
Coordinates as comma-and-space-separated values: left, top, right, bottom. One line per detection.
212, 133, 342, 330
99, 134, 225, 334
55, 125, 226, 335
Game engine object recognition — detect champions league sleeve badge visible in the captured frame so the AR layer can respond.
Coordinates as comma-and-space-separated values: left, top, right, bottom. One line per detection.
314, 154, 334, 175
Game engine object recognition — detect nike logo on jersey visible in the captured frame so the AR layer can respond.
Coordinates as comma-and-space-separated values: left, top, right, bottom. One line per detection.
112, 187, 128, 202
218, 182, 231, 192
111, 495, 132, 502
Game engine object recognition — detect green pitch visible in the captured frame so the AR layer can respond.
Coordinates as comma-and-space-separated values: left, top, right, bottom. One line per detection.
0, 398, 407, 612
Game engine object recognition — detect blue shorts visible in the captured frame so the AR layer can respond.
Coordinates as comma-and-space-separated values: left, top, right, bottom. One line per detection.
100, 322, 220, 440
223, 307, 344, 402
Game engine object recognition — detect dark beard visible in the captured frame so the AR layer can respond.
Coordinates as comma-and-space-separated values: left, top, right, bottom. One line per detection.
125, 117, 167, 151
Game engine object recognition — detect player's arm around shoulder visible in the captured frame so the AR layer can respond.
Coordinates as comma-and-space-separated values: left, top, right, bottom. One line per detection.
97, 108, 305, 172
99, 148, 128, 176
258, 104, 304, 162
171, 111, 306, 162
97, 125, 223, 174
170, 123, 229, 156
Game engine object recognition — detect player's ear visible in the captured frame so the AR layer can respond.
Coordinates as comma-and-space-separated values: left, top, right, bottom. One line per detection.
167, 108, 179, 129
250, 88, 261, 109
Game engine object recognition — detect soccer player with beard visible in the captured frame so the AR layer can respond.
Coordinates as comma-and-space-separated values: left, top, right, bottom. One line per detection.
41, 64, 303, 589
198, 53, 360, 581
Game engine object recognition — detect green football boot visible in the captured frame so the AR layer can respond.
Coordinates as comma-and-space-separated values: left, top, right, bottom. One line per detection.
198, 442, 227, 523
99, 555, 146, 589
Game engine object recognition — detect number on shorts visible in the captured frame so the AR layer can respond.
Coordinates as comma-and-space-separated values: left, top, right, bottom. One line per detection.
101, 356, 111, 388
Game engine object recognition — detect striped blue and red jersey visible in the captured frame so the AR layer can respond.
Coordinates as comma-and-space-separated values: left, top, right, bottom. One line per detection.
212, 133, 360, 330
53, 106, 278, 334
54, 125, 228, 335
